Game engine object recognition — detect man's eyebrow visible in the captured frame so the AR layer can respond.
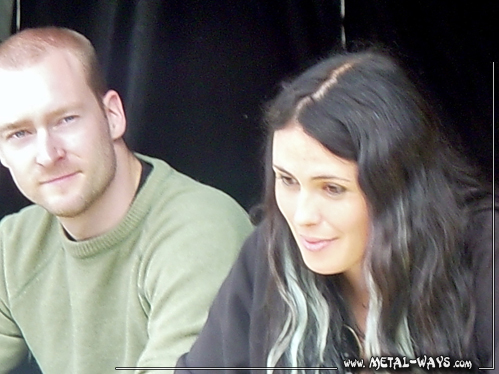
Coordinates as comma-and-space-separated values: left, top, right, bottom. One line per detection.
0, 105, 81, 134
44, 105, 80, 121
0, 120, 31, 134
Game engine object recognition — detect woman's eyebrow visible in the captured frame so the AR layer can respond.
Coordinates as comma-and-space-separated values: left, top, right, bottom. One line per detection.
272, 164, 352, 182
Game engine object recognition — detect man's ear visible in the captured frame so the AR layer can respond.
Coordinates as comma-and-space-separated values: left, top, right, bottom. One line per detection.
0, 149, 8, 169
102, 90, 127, 140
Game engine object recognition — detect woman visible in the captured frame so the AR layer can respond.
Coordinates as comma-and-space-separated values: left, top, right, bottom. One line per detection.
176, 51, 495, 373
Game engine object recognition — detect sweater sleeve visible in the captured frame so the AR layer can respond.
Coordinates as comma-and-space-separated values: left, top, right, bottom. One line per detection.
134, 188, 253, 374
175, 227, 269, 373
0, 219, 29, 373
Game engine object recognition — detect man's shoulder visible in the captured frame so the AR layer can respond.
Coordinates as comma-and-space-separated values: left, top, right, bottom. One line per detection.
0, 205, 59, 257
139, 153, 250, 221
0, 205, 59, 292
0, 204, 54, 233
133, 154, 253, 257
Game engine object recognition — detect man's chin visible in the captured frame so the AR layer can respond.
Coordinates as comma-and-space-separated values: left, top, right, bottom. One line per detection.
40, 199, 89, 219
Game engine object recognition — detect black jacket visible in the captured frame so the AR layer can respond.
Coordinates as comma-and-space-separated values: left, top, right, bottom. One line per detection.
176, 199, 497, 373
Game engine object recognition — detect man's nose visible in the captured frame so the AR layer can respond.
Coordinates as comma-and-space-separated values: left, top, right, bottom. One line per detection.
35, 131, 64, 166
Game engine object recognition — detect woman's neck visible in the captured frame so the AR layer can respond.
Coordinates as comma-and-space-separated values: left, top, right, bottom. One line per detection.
342, 268, 369, 335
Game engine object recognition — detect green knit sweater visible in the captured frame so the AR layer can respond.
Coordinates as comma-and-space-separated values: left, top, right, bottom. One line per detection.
0, 154, 253, 373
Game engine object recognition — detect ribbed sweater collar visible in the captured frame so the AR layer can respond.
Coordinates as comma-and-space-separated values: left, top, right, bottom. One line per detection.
60, 154, 171, 259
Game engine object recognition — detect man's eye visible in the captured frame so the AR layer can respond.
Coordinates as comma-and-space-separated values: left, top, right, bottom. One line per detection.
61, 115, 77, 124
9, 130, 29, 139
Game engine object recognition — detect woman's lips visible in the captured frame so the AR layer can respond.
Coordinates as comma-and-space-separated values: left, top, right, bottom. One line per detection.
299, 235, 336, 252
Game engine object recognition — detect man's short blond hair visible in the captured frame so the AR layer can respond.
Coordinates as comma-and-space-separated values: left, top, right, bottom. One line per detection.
0, 27, 107, 99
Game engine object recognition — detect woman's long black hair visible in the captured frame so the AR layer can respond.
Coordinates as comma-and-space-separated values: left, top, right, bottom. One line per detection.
261, 50, 486, 373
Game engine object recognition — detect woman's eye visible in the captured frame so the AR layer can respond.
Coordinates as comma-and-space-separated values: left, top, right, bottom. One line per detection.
276, 175, 296, 187
325, 184, 345, 195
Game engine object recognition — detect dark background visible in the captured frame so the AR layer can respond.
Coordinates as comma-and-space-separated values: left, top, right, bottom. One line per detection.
0, 0, 496, 219
0, 1, 495, 372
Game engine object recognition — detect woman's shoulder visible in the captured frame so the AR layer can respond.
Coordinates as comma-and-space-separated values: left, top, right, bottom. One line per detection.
225, 223, 270, 288
464, 192, 496, 366
464, 192, 497, 247
175, 223, 272, 370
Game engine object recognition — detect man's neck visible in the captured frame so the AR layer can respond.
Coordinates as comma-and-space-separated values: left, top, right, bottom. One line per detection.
60, 147, 143, 241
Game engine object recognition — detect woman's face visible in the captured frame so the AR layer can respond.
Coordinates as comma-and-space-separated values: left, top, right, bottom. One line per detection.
273, 124, 370, 283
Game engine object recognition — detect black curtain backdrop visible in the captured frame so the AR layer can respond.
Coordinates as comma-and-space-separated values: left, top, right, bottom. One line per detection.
1, 1, 496, 373
0, 0, 495, 219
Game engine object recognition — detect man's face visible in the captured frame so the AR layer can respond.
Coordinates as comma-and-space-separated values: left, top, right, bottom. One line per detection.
0, 50, 118, 218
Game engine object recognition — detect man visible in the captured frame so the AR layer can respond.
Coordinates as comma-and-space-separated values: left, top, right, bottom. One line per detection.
0, 27, 253, 373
